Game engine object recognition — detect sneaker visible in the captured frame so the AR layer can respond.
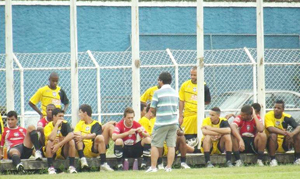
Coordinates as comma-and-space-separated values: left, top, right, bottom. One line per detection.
206, 161, 214, 168
140, 163, 147, 170
145, 167, 158, 173
165, 167, 172, 172
48, 167, 56, 175
257, 159, 264, 167
16, 163, 26, 174
157, 163, 164, 170
69, 166, 77, 174
80, 157, 89, 169
116, 164, 123, 171
235, 159, 244, 167
294, 158, 300, 165
226, 160, 233, 168
270, 159, 278, 167
180, 162, 191, 169
100, 162, 114, 172
187, 138, 199, 148
34, 150, 43, 161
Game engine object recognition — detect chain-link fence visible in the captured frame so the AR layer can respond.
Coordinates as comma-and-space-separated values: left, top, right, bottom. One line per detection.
1, 48, 299, 127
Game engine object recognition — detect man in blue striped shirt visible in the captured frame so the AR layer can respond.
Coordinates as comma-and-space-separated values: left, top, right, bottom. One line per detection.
146, 72, 179, 173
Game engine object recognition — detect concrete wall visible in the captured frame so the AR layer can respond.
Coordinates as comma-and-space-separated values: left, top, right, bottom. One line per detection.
0, 5, 299, 53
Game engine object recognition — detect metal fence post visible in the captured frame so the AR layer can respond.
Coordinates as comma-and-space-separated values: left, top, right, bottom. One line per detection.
244, 47, 257, 103
166, 48, 179, 93
13, 54, 24, 127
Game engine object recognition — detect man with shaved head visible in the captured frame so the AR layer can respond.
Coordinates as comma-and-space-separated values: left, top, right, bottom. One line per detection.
29, 72, 69, 119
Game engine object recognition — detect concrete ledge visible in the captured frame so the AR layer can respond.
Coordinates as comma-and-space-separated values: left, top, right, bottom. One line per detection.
0, 153, 296, 172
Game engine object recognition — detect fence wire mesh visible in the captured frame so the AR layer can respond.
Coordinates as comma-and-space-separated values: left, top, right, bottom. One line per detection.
1, 48, 299, 126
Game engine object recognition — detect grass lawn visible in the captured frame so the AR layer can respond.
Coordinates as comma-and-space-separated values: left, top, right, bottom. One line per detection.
1, 165, 300, 179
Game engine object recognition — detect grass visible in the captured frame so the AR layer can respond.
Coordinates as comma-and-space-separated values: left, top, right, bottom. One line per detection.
2, 165, 300, 179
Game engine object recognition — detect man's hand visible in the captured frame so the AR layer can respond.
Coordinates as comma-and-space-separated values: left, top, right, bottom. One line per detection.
128, 129, 137, 135
177, 128, 184, 136
179, 116, 184, 126
225, 114, 235, 120
52, 143, 61, 153
285, 131, 294, 138
55, 120, 63, 127
74, 132, 83, 142
238, 140, 245, 152
203, 126, 212, 130
211, 135, 221, 141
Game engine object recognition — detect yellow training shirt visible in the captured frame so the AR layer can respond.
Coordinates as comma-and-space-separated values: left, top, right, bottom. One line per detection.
74, 120, 102, 143
44, 120, 72, 145
140, 86, 159, 103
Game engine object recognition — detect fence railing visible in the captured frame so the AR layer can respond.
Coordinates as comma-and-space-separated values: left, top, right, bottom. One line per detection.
0, 48, 299, 127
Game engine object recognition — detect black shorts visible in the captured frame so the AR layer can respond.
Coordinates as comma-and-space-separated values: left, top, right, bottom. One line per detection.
123, 142, 143, 158
8, 144, 33, 159
241, 137, 257, 154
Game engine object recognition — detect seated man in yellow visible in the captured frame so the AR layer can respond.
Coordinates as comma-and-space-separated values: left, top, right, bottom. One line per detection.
201, 107, 232, 168
74, 104, 114, 172
265, 100, 300, 166
139, 104, 192, 169
140, 86, 159, 105
44, 108, 76, 174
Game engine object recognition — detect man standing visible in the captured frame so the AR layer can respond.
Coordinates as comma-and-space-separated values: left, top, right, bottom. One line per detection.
179, 66, 211, 146
201, 107, 233, 168
74, 104, 114, 171
112, 107, 151, 170
265, 100, 300, 166
231, 105, 267, 167
0, 111, 42, 173
29, 72, 69, 119
147, 72, 179, 172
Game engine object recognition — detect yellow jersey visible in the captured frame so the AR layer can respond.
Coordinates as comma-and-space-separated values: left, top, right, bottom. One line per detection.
44, 120, 72, 145
179, 80, 210, 117
201, 117, 229, 141
139, 117, 156, 135
74, 120, 102, 143
0, 115, 3, 142
140, 86, 159, 103
265, 111, 298, 139
30, 85, 69, 116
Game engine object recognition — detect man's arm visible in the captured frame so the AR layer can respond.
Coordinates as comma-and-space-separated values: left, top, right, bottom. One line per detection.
28, 101, 43, 119
201, 128, 219, 136
206, 126, 231, 134
48, 120, 63, 141
253, 108, 264, 132
179, 100, 184, 125
266, 127, 286, 136
204, 85, 211, 105
112, 129, 136, 141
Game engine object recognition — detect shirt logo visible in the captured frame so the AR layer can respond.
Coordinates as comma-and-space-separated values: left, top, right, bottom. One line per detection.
246, 125, 250, 131
14, 132, 19, 137
193, 87, 197, 92
53, 92, 57, 97
85, 126, 90, 131
275, 121, 281, 127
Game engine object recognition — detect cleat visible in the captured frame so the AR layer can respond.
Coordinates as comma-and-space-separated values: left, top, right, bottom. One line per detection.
257, 159, 264, 167
16, 163, 26, 174
100, 162, 114, 172
226, 161, 233, 168
270, 159, 278, 167
48, 167, 56, 175
116, 164, 123, 171
165, 167, 172, 172
140, 163, 147, 170
145, 167, 157, 173
80, 157, 89, 169
180, 162, 191, 169
34, 150, 43, 161
157, 163, 164, 170
235, 159, 244, 167
206, 161, 214, 168
69, 166, 77, 174
294, 158, 300, 165
186, 138, 199, 148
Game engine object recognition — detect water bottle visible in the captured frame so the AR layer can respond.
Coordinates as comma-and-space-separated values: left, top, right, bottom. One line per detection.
133, 159, 138, 170
123, 158, 129, 171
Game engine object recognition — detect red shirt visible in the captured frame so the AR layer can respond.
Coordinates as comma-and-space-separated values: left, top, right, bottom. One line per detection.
233, 115, 263, 137
0, 126, 26, 149
37, 117, 49, 128
113, 119, 145, 145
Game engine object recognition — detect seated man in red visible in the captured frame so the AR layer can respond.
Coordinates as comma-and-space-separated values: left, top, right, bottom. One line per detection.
112, 107, 151, 170
231, 105, 266, 167
37, 104, 55, 148
0, 111, 42, 173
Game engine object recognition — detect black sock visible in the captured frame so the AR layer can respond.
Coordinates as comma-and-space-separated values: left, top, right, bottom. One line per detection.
193, 148, 201, 153
78, 150, 84, 158
30, 130, 41, 150
204, 152, 210, 163
114, 145, 123, 159
47, 158, 53, 168
233, 151, 240, 160
12, 155, 21, 167
69, 157, 75, 167
295, 153, 300, 159
226, 151, 232, 161
100, 153, 106, 165
181, 157, 186, 163
117, 158, 122, 165
158, 157, 162, 164
257, 151, 264, 160
270, 155, 276, 160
